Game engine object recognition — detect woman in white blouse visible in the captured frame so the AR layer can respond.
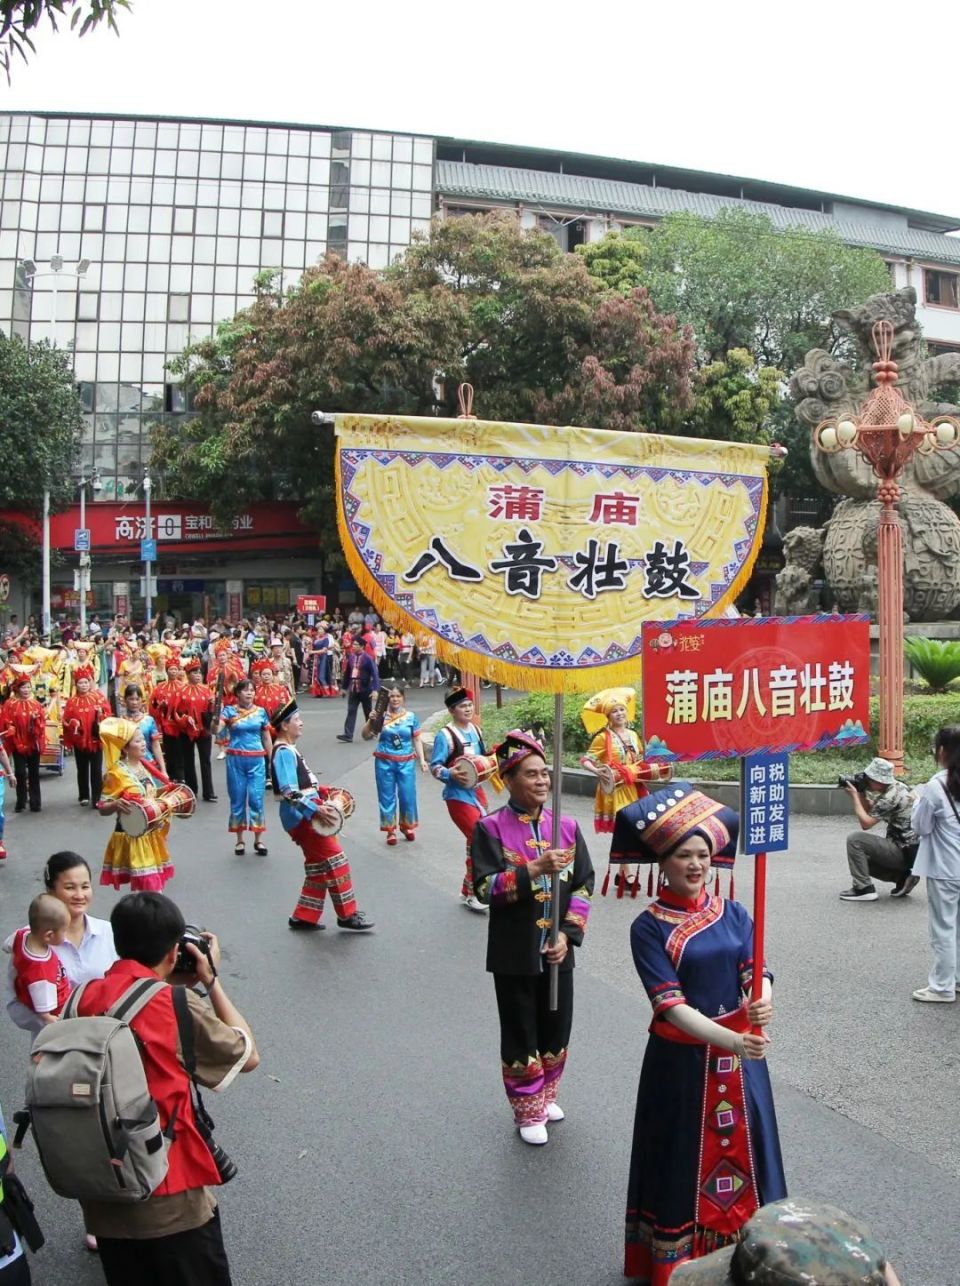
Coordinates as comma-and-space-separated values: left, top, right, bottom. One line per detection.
4, 850, 117, 1034
910, 725, 960, 1003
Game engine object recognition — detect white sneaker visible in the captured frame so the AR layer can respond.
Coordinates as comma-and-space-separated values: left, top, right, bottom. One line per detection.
546, 1103, 565, 1122
464, 895, 488, 914
519, 1123, 548, 1145
912, 986, 956, 1003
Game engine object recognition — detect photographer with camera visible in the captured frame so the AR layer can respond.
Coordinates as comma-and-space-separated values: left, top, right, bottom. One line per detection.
839, 757, 920, 903
73, 892, 259, 1285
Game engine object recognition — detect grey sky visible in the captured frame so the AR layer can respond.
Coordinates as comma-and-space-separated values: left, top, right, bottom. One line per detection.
4, 0, 958, 222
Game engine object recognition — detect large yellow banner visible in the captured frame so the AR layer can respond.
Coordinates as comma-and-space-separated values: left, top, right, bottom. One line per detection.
335, 414, 770, 692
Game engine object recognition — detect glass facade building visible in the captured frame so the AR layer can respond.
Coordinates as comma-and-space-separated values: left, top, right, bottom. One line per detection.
0, 112, 435, 502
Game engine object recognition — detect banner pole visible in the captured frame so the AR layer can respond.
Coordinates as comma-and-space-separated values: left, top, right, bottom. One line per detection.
751, 851, 767, 1035
549, 691, 563, 1012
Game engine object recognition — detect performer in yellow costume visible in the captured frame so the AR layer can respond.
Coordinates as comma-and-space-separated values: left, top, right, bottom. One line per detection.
580, 688, 674, 897
96, 716, 175, 892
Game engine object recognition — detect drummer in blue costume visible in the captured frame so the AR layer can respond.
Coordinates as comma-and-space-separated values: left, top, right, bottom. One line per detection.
217, 676, 271, 857
613, 783, 786, 1283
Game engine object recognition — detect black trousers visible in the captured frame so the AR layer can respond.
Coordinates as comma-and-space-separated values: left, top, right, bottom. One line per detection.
97, 1209, 232, 1286
179, 734, 198, 795
179, 735, 215, 800
13, 751, 40, 811
162, 733, 183, 783
0, 1254, 30, 1284
493, 970, 574, 1067
74, 747, 104, 805
343, 691, 372, 738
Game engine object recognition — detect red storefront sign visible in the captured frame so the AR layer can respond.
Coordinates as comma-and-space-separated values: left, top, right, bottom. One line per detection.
297, 595, 326, 615
14, 501, 316, 557
641, 615, 871, 762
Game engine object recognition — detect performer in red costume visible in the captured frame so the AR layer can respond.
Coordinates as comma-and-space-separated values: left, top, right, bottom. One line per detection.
1, 673, 46, 813
62, 664, 112, 807
175, 658, 218, 803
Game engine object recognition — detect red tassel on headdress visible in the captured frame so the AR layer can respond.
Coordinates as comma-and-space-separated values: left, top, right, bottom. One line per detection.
601, 866, 611, 897
728, 872, 735, 899
631, 866, 641, 898
714, 872, 721, 896
616, 866, 625, 899
646, 867, 654, 898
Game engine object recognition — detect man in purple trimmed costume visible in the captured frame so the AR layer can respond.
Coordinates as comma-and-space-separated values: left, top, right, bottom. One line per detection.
471, 730, 595, 1146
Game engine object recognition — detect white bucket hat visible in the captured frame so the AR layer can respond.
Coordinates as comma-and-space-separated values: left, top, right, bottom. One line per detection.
865, 757, 896, 786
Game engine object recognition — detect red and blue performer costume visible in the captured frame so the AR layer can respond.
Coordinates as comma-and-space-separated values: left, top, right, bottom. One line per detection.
269, 698, 372, 931
430, 688, 489, 902
614, 783, 786, 1282
471, 731, 594, 1138
217, 699, 269, 849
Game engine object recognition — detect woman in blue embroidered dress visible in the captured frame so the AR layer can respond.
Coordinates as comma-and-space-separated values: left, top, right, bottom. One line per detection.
217, 677, 271, 857
362, 686, 426, 845
614, 783, 786, 1283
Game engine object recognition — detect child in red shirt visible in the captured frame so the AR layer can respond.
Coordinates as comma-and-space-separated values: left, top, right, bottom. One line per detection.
11, 893, 71, 1023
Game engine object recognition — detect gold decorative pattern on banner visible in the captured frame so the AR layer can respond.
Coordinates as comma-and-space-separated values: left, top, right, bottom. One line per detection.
335, 413, 769, 692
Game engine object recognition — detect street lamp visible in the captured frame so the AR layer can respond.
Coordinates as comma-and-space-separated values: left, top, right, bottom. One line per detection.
143, 469, 153, 629
813, 319, 960, 771
76, 470, 101, 634
20, 255, 91, 640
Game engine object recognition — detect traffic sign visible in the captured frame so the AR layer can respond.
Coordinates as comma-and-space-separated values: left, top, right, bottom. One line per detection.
74, 528, 91, 552
141, 539, 158, 562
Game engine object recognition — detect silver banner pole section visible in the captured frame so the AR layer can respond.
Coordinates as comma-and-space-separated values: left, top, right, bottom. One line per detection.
549, 691, 563, 1011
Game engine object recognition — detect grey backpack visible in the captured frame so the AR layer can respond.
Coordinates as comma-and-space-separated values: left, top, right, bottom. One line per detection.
14, 977, 174, 1202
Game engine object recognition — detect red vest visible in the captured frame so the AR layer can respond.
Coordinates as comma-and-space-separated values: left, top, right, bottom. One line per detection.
1, 696, 45, 755
62, 690, 111, 752
78, 960, 221, 1195
175, 683, 214, 741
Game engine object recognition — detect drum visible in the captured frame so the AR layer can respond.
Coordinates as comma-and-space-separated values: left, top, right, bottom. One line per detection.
163, 784, 197, 819
452, 753, 498, 789
118, 785, 196, 837
311, 787, 356, 837
119, 797, 169, 838
580, 758, 616, 795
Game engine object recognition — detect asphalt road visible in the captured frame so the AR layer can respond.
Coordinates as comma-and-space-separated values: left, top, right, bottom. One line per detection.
1, 687, 958, 1285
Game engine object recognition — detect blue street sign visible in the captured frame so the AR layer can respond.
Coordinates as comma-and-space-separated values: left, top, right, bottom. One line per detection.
740, 752, 789, 854
74, 528, 91, 552
140, 539, 158, 562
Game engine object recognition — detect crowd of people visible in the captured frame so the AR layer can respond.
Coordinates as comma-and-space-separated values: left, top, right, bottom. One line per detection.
0, 609, 921, 1284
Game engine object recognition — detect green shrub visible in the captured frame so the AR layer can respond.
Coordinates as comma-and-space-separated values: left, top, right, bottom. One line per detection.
904, 637, 960, 693
480, 690, 960, 782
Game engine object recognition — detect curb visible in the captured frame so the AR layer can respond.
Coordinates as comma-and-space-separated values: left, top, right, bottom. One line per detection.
560, 768, 852, 817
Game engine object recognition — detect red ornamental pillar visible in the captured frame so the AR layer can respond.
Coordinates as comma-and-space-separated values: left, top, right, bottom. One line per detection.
876, 479, 904, 772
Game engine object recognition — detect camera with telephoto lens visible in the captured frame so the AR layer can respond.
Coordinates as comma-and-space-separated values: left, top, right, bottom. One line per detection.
192, 1095, 238, 1184
838, 771, 871, 793
174, 925, 212, 973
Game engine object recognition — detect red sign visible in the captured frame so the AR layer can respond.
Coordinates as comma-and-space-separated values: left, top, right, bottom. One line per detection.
8, 501, 316, 558
641, 615, 871, 762
297, 595, 326, 615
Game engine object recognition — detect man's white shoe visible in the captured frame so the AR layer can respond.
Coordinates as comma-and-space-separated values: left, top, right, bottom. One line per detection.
519, 1123, 548, 1145
464, 895, 488, 914
912, 986, 956, 1003
546, 1103, 565, 1122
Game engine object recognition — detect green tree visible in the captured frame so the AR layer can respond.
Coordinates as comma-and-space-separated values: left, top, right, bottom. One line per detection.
0, 332, 82, 571
687, 348, 783, 444
152, 214, 695, 526
1, 0, 129, 80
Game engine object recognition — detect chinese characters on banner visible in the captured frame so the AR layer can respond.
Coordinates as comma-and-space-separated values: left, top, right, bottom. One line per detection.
740, 753, 790, 854
334, 414, 771, 691
641, 615, 871, 762
113, 513, 255, 542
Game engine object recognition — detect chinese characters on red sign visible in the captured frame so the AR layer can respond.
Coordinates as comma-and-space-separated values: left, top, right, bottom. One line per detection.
641, 616, 871, 762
